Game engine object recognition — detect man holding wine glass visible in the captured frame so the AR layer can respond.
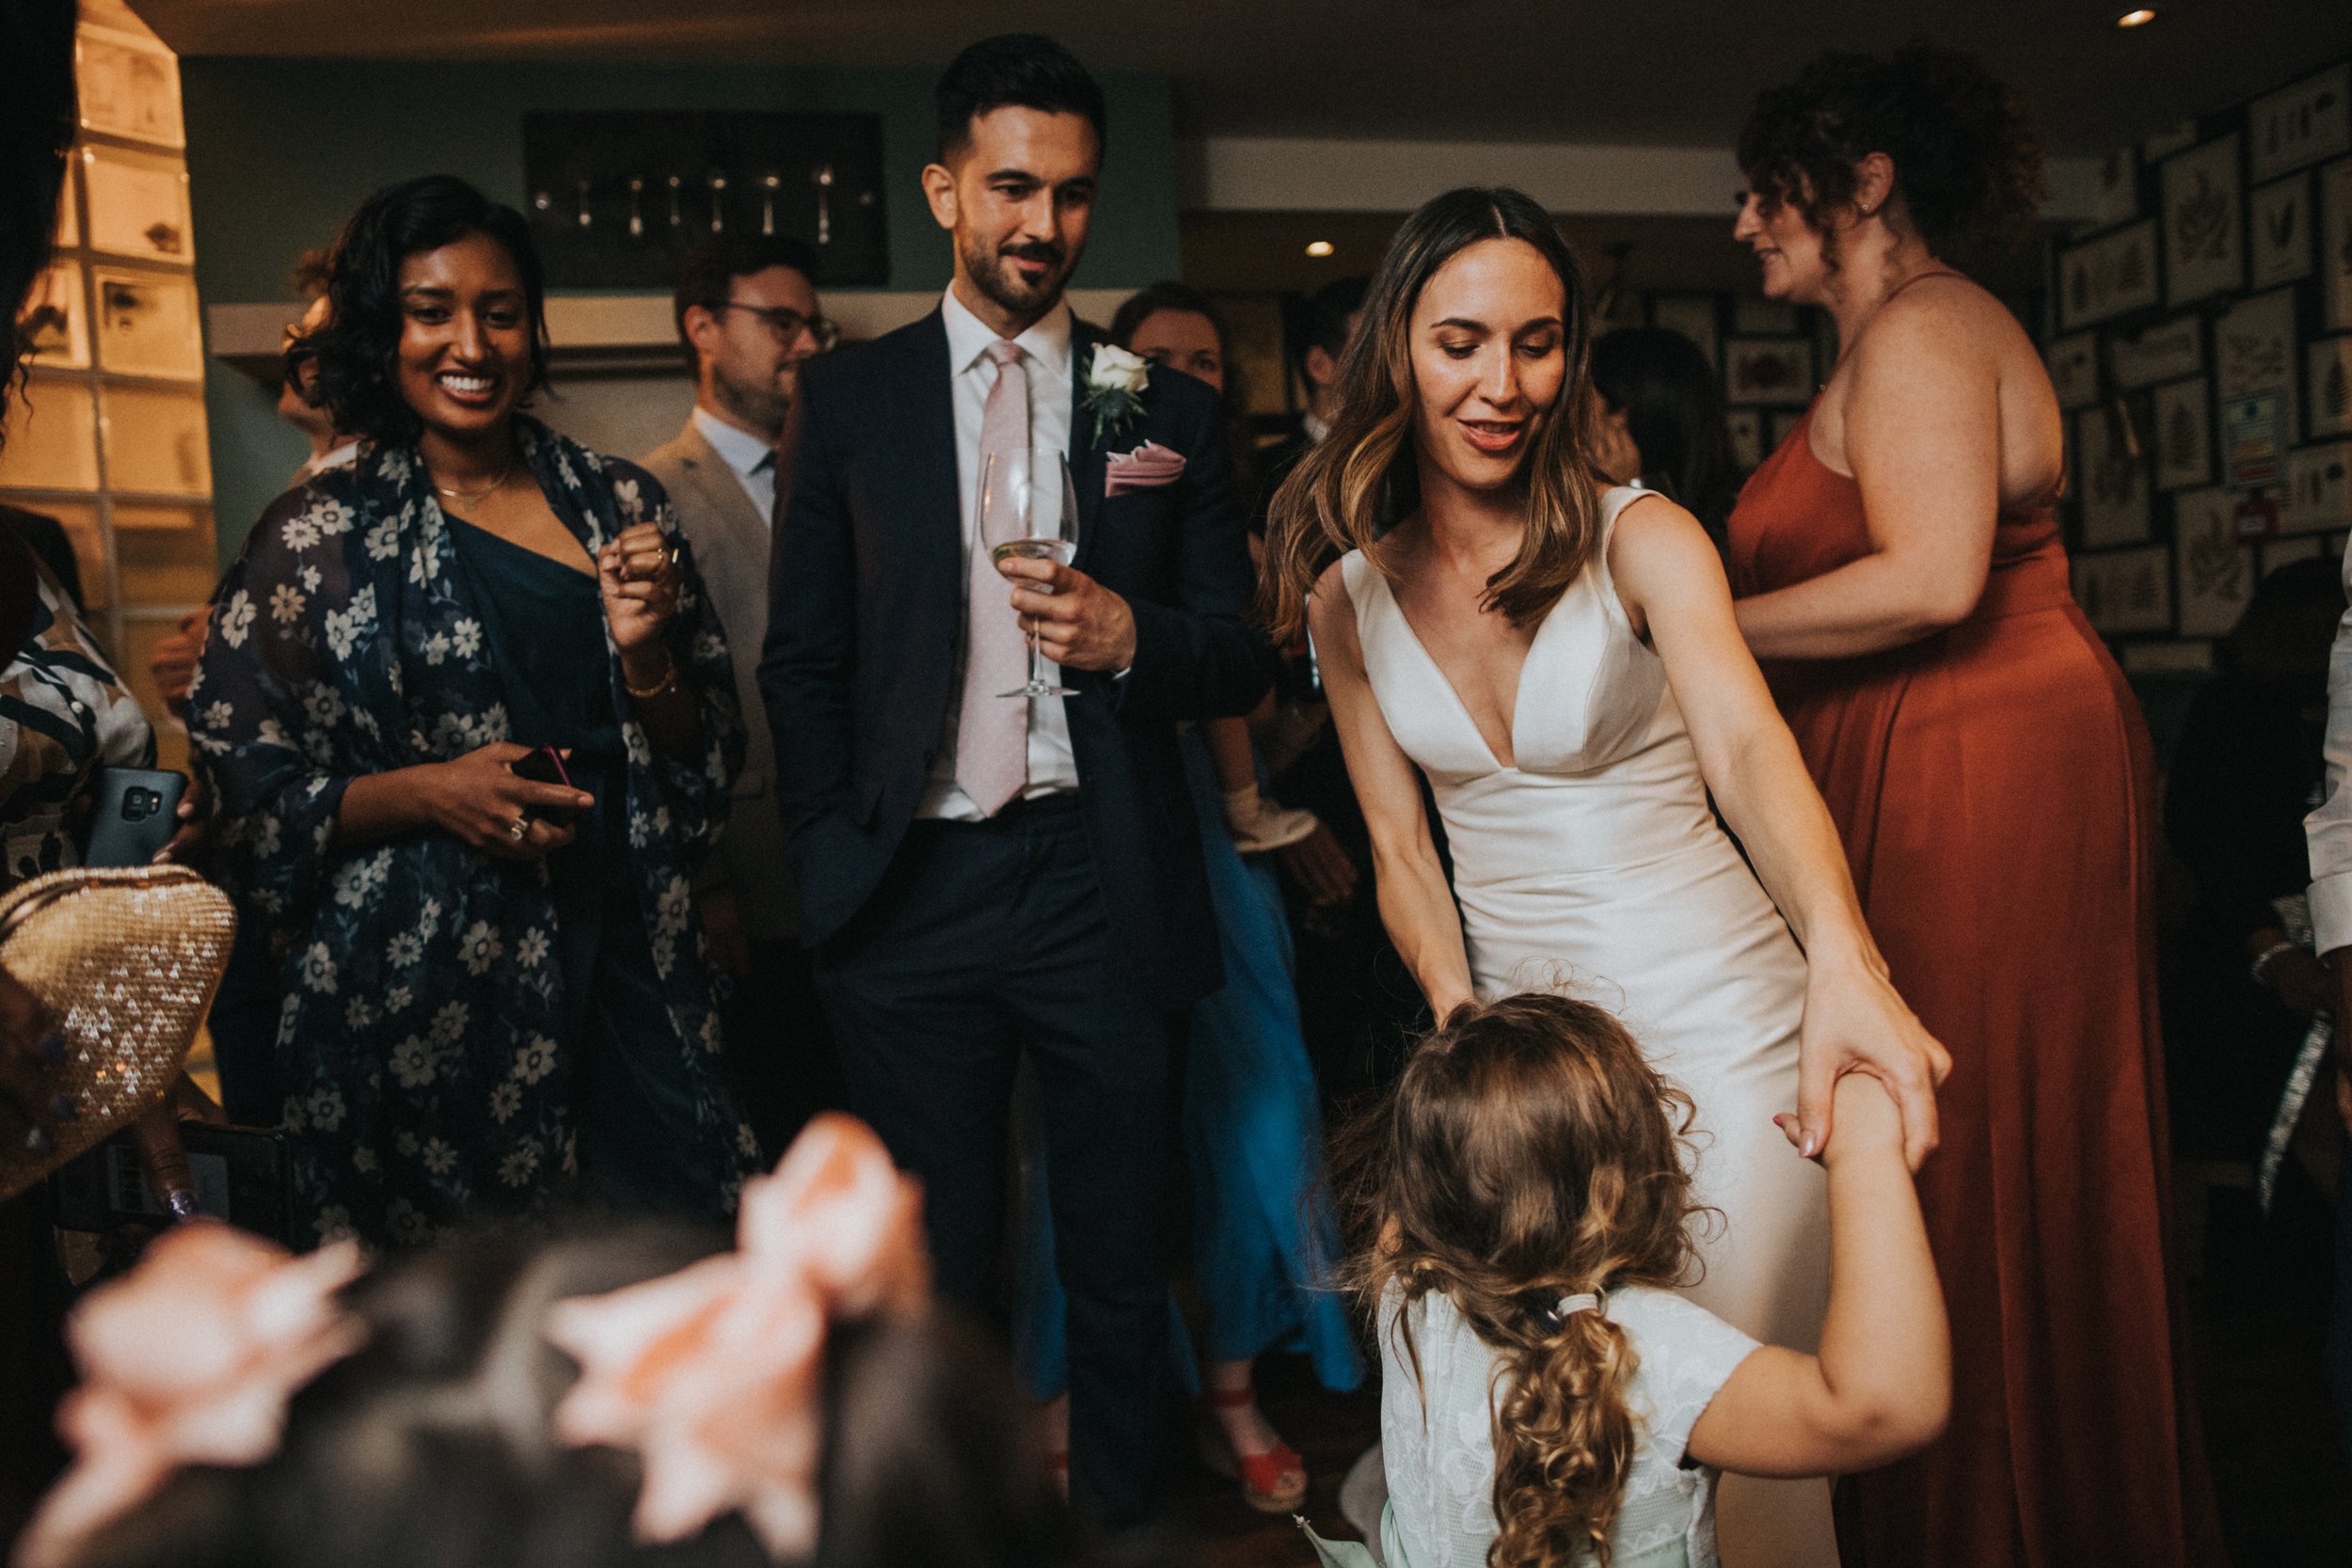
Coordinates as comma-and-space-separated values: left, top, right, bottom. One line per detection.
759, 33, 1271, 1529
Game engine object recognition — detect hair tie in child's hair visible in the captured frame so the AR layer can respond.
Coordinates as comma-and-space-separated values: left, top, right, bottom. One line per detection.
546, 1113, 931, 1563
1553, 1290, 1606, 1323
15, 1223, 369, 1568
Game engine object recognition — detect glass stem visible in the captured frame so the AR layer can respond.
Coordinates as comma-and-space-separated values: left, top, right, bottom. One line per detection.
1030, 586, 1051, 691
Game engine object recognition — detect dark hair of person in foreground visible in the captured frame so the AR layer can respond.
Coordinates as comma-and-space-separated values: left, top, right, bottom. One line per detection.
56, 1221, 1104, 1568
304, 174, 552, 448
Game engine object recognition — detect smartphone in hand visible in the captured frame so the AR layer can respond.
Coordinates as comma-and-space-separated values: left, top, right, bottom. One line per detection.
82, 767, 188, 866
509, 744, 577, 826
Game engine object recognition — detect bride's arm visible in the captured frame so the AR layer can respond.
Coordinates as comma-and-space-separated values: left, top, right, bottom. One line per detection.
1307, 562, 1477, 1022
1732, 290, 2003, 661
1609, 498, 1949, 1167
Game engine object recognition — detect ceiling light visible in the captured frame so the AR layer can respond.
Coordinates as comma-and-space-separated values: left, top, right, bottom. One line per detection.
1305, 240, 1334, 258
2116, 8, 2156, 25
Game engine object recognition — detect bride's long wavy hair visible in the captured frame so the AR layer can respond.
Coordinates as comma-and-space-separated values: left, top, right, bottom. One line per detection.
1339, 994, 1703, 1568
1259, 187, 1606, 642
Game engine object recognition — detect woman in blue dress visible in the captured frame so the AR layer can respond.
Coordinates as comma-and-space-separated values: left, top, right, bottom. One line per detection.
1017, 284, 1361, 1513
191, 177, 754, 1247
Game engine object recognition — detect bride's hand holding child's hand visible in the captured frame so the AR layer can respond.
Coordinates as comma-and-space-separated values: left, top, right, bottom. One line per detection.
1795, 950, 1950, 1172
1777, 1068, 1903, 1166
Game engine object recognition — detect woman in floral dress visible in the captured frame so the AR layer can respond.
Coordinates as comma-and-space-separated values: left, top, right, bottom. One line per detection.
192, 176, 752, 1246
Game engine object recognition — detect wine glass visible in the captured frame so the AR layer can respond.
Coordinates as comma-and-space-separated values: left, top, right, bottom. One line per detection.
979, 446, 1080, 699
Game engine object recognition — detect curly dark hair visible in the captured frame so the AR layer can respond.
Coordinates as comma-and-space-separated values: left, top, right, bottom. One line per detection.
1737, 40, 2043, 260
304, 175, 550, 446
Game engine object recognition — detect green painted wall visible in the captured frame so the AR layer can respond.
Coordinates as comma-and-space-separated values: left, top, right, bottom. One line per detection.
182, 56, 1182, 561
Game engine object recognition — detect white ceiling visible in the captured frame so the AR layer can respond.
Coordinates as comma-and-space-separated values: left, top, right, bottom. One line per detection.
130, 0, 2352, 155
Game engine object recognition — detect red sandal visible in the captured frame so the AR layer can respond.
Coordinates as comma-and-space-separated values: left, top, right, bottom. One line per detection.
1198, 1385, 1309, 1513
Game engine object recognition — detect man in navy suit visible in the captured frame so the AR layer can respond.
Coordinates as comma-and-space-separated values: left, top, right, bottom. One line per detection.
760, 34, 1270, 1527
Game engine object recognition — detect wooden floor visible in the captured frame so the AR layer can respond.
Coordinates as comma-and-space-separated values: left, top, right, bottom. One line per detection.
1157, 1165, 2351, 1568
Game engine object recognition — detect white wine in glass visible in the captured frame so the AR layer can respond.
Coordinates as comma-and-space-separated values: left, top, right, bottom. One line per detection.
978, 446, 1080, 699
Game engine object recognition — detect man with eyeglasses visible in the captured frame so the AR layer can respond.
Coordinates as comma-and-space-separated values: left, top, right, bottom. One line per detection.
642, 233, 842, 1156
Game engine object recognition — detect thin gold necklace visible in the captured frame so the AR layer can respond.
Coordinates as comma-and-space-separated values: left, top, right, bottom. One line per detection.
431, 454, 516, 506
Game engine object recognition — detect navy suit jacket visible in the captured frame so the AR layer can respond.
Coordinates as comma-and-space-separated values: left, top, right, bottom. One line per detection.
759, 309, 1274, 1006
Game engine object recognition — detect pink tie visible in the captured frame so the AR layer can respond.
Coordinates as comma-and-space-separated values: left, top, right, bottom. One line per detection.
953, 339, 1031, 816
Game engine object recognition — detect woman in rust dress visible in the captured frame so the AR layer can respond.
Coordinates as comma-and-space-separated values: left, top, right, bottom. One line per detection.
1724, 45, 2223, 1568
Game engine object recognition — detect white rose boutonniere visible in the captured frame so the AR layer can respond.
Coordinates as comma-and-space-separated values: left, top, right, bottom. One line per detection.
1081, 342, 1151, 447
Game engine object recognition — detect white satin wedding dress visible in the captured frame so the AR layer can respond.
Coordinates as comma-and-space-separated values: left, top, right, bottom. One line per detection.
1340, 486, 1836, 1567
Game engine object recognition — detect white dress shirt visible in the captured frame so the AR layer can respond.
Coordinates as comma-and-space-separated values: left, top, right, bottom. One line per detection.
914, 285, 1082, 820
291, 439, 358, 487
2306, 550, 2352, 953
691, 405, 778, 525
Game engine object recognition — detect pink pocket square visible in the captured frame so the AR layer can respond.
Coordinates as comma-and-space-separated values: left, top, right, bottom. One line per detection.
1104, 441, 1186, 497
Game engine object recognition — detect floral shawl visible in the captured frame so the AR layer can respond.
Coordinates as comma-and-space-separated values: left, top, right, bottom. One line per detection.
188, 420, 752, 1246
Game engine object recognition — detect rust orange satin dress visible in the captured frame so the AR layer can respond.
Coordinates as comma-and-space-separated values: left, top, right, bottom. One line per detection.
1726, 409, 2225, 1568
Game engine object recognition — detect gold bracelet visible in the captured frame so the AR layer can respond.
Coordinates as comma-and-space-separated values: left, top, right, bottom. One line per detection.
622, 657, 679, 702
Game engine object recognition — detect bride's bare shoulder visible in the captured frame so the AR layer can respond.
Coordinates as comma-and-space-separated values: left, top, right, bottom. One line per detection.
1307, 555, 1366, 658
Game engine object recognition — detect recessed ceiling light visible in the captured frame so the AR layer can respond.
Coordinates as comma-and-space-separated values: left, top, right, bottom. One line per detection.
2116, 8, 2156, 25
1305, 240, 1335, 258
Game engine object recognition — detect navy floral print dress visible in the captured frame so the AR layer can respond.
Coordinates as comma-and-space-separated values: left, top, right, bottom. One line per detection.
189, 420, 755, 1246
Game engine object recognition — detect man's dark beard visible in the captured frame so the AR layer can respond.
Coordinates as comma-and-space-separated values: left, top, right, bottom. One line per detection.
964, 235, 1074, 320
713, 364, 791, 442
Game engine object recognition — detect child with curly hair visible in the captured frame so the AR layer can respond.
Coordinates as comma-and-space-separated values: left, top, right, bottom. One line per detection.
1316, 993, 1947, 1568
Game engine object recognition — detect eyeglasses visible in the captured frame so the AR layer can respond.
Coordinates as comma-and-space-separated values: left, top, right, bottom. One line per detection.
717, 302, 838, 353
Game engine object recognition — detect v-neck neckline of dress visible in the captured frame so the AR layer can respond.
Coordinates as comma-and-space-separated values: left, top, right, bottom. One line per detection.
1372, 555, 1571, 775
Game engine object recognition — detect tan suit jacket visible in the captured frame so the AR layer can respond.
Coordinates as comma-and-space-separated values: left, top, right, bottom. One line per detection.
641, 419, 799, 941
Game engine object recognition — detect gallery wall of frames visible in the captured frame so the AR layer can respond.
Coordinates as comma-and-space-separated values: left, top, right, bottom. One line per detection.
2, 14, 213, 765
2045, 55, 2352, 676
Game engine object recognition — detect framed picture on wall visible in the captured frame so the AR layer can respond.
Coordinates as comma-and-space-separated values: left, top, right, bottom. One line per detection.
2046, 332, 2100, 409
2151, 377, 2211, 491
1732, 298, 1798, 335
2263, 536, 2322, 573
2162, 135, 2244, 306
2058, 219, 2160, 328
2092, 147, 2138, 227
1648, 295, 1720, 369
1768, 408, 1806, 452
98, 384, 211, 497
92, 268, 202, 381
2107, 315, 2202, 389
18, 262, 87, 370
0, 379, 99, 491
74, 25, 183, 150
2077, 404, 2151, 546
2073, 546, 2172, 635
52, 156, 77, 249
2122, 641, 2216, 674
2249, 62, 2352, 182
2323, 157, 2352, 331
1724, 407, 1763, 471
2173, 486, 2256, 636
81, 146, 194, 265
2249, 173, 2314, 288
2217, 288, 2301, 441
1723, 336, 1814, 404
2285, 441, 2352, 535
2313, 337, 2352, 438
2146, 121, 2200, 162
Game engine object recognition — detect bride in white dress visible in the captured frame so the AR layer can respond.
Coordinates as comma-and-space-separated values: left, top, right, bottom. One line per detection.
1263, 188, 1948, 1568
